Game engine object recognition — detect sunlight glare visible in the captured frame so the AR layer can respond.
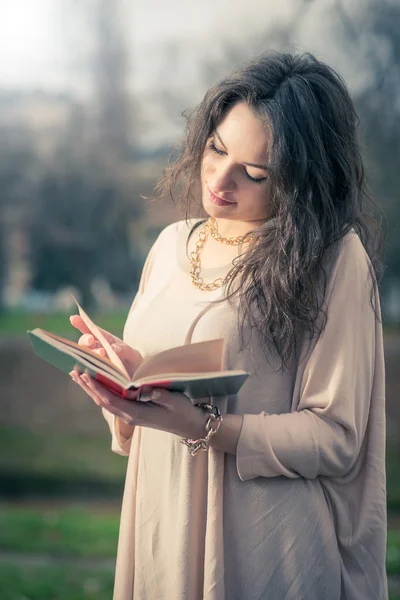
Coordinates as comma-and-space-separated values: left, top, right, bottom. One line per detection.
0, 0, 59, 85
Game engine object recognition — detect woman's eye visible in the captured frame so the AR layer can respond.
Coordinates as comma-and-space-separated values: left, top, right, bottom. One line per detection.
208, 139, 267, 184
245, 172, 268, 185
209, 141, 225, 156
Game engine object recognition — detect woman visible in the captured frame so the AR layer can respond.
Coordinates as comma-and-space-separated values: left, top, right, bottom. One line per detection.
70, 51, 387, 599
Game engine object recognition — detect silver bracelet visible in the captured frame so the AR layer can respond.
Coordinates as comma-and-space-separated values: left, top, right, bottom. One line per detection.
180, 403, 223, 456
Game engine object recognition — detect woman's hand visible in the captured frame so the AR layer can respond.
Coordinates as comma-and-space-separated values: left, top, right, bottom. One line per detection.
70, 315, 143, 377
70, 370, 208, 440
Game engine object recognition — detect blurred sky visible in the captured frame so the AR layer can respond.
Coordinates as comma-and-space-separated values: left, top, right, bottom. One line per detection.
0, 0, 292, 89
0, 0, 374, 149
0, 0, 368, 94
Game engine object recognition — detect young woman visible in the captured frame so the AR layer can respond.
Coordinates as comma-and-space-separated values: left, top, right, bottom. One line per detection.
70, 51, 387, 599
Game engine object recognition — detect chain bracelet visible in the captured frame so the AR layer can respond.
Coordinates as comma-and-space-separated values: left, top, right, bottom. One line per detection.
180, 403, 223, 456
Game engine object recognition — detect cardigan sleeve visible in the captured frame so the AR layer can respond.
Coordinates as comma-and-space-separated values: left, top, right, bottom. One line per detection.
236, 235, 379, 481
102, 240, 157, 456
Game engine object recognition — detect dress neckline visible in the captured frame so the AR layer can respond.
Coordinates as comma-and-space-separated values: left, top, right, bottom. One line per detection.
176, 218, 236, 276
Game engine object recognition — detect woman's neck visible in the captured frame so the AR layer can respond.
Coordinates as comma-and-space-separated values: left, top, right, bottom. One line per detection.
212, 217, 267, 238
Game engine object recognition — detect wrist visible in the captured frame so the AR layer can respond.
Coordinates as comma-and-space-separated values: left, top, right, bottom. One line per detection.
181, 405, 223, 456
188, 407, 209, 440
208, 413, 243, 455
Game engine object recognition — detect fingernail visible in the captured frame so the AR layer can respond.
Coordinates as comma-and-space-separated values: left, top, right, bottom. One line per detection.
114, 345, 121, 353
150, 390, 161, 400
81, 374, 90, 384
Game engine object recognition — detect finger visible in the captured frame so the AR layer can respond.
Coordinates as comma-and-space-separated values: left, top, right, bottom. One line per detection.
70, 315, 92, 335
71, 372, 102, 405
70, 316, 119, 344
147, 389, 166, 404
134, 386, 164, 403
78, 333, 96, 346
78, 339, 104, 356
93, 347, 107, 356
85, 377, 140, 414
124, 388, 142, 400
83, 376, 140, 407
80, 374, 115, 404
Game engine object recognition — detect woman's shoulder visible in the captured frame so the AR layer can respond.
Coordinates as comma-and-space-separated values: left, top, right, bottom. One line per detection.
323, 228, 375, 304
334, 228, 372, 274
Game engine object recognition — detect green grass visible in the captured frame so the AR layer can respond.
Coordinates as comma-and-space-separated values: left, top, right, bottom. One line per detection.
0, 309, 128, 337
0, 564, 399, 600
0, 425, 127, 499
388, 528, 400, 576
0, 563, 114, 600
1, 424, 399, 508
3, 424, 396, 511
387, 443, 400, 513
0, 426, 126, 483
0, 505, 119, 557
0, 504, 399, 598
0, 505, 118, 599
0, 563, 399, 600
0, 503, 399, 574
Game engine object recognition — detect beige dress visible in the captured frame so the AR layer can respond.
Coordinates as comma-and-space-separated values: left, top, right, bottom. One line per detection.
102, 218, 388, 600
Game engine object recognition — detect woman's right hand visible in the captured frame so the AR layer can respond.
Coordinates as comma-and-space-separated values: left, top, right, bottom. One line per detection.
70, 315, 143, 378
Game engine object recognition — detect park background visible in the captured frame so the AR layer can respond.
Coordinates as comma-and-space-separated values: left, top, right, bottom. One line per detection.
0, 0, 400, 598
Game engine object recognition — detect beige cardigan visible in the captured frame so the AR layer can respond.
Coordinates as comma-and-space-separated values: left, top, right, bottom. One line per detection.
103, 219, 387, 600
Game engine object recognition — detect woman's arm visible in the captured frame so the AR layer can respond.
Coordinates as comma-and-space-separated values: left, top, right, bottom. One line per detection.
231, 235, 382, 481
99, 240, 157, 456
73, 234, 382, 477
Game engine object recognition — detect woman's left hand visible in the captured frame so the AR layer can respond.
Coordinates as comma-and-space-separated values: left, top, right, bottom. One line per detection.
70, 370, 207, 440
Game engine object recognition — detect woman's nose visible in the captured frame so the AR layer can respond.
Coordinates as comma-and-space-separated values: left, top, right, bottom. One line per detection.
209, 163, 236, 193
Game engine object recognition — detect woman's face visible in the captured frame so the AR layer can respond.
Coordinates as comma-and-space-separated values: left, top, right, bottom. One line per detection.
201, 102, 272, 227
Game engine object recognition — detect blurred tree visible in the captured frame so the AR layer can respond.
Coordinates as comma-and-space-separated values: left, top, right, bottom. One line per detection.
27, 0, 143, 309
332, 0, 400, 299
30, 170, 140, 308
0, 120, 42, 311
193, 0, 400, 304
92, 0, 134, 159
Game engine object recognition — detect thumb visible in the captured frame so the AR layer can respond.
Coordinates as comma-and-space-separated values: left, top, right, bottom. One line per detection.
70, 315, 117, 344
112, 345, 143, 372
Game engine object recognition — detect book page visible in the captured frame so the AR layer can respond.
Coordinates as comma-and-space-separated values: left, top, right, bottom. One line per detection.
132, 338, 224, 383
133, 369, 247, 387
72, 296, 130, 379
29, 329, 129, 387
42, 330, 127, 379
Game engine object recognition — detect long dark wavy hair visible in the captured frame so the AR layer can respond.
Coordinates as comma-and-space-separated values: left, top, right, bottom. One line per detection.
155, 50, 385, 369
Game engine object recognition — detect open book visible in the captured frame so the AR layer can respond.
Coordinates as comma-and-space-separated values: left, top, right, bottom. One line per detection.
27, 301, 249, 400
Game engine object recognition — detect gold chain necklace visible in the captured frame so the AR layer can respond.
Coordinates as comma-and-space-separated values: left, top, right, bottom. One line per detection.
208, 217, 251, 246
189, 218, 252, 291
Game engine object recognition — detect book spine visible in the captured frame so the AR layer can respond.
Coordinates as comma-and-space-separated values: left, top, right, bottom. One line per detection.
94, 375, 173, 399
95, 372, 130, 399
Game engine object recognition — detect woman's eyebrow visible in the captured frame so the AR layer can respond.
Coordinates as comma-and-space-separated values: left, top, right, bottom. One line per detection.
214, 130, 271, 172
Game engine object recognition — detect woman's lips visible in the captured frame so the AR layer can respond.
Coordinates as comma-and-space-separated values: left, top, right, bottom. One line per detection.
208, 187, 235, 207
